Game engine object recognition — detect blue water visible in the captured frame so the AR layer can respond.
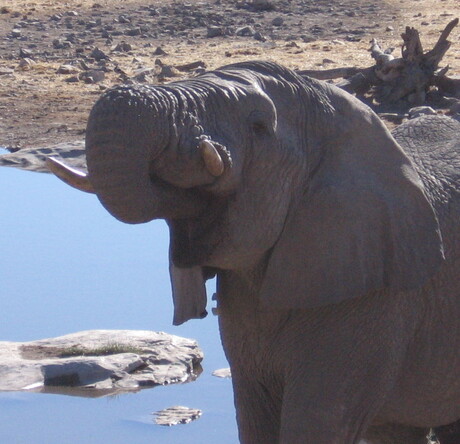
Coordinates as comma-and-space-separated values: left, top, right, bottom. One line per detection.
0, 168, 237, 443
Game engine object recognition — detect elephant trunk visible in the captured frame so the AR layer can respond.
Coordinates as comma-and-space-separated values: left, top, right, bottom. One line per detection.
84, 85, 223, 224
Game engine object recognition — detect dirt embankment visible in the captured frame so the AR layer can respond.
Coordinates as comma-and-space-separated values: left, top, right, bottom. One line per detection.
0, 0, 458, 149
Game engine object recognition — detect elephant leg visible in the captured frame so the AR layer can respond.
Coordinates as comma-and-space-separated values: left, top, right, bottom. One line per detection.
363, 423, 430, 444
278, 380, 382, 444
231, 372, 282, 444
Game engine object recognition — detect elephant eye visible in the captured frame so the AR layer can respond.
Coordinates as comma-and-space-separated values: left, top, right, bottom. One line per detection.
251, 121, 269, 136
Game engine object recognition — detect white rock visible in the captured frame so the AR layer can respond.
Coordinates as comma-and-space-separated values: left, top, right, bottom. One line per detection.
212, 367, 232, 378
0, 330, 203, 397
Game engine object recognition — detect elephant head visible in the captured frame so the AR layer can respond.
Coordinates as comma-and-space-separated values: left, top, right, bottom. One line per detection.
48, 61, 443, 324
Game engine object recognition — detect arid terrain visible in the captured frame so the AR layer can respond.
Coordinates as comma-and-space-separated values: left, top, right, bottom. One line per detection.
0, 0, 459, 149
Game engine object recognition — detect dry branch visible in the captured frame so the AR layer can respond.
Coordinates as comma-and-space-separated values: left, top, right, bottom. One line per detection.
297, 19, 459, 107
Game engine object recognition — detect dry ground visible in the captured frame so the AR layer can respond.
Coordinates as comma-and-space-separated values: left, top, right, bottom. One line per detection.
0, 0, 458, 148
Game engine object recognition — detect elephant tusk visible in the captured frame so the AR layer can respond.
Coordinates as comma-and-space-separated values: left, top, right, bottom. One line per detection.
46, 157, 95, 194
199, 139, 224, 177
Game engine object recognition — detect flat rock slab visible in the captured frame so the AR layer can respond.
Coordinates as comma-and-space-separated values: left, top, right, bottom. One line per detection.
153, 406, 203, 426
0, 330, 203, 397
0, 140, 86, 173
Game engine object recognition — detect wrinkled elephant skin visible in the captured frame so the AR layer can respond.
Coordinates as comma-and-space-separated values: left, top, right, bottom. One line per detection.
49, 62, 460, 444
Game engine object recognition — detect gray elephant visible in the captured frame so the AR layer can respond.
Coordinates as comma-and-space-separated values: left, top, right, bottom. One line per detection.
47, 61, 460, 444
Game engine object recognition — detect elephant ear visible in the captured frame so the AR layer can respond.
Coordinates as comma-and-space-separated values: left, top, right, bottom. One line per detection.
260, 87, 444, 309
169, 261, 207, 325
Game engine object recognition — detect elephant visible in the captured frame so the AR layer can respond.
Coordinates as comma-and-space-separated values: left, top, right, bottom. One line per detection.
46, 61, 460, 444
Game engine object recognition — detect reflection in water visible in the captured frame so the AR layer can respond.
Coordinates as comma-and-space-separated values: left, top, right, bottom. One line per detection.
35, 363, 204, 399
153, 405, 203, 426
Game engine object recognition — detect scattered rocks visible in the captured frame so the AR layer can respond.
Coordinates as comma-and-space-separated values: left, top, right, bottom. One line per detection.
153, 406, 202, 426
1, 0, 456, 150
0, 330, 203, 396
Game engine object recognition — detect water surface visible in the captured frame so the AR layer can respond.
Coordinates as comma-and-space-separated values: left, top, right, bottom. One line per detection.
0, 168, 237, 443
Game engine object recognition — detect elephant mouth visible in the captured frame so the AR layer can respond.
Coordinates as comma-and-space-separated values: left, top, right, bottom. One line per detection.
167, 194, 229, 269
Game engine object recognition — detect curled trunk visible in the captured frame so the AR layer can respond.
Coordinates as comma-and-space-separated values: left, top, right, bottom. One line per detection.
85, 86, 208, 223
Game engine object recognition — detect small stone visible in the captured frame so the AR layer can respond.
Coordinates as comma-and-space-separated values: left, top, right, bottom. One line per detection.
212, 368, 232, 378
301, 35, 316, 43
153, 46, 167, 56
159, 65, 180, 78
386, 26, 394, 32
80, 69, 105, 83
408, 106, 436, 119
271, 17, 284, 27
56, 64, 79, 74
253, 31, 266, 42
236, 26, 255, 37
113, 41, 132, 52
133, 67, 155, 82
19, 48, 33, 58
207, 26, 223, 38
90, 47, 108, 61
65, 75, 80, 83
250, 0, 274, 11
18, 58, 35, 69
118, 14, 131, 24
0, 68, 14, 76
125, 28, 141, 37
11, 29, 22, 38
53, 39, 72, 49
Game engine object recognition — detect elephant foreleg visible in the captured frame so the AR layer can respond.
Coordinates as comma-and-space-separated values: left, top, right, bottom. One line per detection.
231, 373, 282, 444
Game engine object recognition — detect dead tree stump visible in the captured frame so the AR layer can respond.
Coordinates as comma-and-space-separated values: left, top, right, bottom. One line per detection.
297, 19, 459, 107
